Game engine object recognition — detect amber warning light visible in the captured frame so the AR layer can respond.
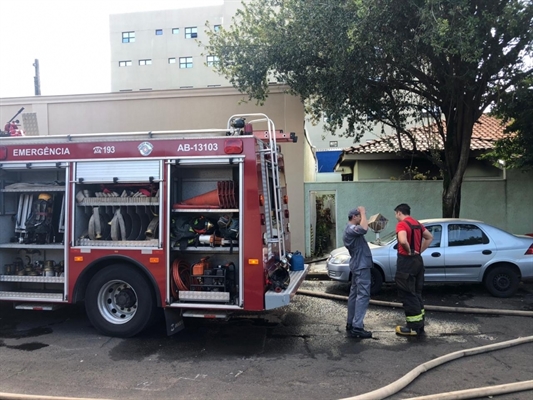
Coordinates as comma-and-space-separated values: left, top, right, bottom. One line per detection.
224, 139, 243, 154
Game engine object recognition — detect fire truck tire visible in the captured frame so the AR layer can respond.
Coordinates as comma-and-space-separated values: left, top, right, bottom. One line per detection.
85, 264, 157, 337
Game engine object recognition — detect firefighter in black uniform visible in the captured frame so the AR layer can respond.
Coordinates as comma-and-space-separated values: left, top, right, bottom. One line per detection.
393, 203, 433, 336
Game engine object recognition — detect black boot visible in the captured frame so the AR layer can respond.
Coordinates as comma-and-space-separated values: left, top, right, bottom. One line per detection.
348, 327, 372, 339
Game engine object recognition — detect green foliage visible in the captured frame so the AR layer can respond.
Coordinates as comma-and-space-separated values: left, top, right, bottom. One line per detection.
204, 0, 533, 216
396, 166, 442, 181
482, 77, 533, 170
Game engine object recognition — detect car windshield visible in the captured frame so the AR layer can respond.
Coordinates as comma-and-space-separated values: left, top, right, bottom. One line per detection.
369, 230, 396, 246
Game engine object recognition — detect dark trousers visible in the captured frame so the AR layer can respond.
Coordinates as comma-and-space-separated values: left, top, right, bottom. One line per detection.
395, 254, 425, 329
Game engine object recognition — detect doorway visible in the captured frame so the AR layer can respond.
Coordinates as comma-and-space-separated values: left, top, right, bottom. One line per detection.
309, 191, 337, 257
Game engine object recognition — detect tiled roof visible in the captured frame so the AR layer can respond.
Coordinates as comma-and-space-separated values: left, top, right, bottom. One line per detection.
344, 114, 506, 155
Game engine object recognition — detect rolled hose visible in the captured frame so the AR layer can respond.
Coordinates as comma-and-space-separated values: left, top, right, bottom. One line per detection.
172, 258, 190, 292
297, 289, 533, 399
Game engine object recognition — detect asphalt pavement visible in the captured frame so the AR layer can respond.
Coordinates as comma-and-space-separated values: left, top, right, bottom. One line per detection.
1, 267, 532, 400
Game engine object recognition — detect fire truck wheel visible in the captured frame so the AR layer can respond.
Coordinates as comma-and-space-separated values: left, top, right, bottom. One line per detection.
85, 264, 156, 337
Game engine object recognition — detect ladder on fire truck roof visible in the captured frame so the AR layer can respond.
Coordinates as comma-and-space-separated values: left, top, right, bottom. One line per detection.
228, 113, 287, 263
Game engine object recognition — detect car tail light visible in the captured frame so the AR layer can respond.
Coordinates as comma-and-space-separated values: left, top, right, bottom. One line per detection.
525, 244, 533, 255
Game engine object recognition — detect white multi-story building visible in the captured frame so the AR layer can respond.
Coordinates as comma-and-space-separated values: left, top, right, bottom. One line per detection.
108, 1, 400, 162
109, 1, 242, 92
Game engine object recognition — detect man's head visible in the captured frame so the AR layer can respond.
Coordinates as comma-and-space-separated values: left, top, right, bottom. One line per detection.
348, 208, 361, 223
394, 203, 411, 221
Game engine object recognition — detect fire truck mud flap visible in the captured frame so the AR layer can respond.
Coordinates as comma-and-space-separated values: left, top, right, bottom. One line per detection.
164, 308, 185, 336
265, 264, 309, 310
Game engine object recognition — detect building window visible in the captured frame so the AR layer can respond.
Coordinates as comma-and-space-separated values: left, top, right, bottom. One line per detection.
119, 60, 132, 67
214, 25, 221, 32
172, 28, 179, 35
185, 27, 197, 38
122, 32, 135, 43
206, 55, 219, 67
155, 29, 163, 35
342, 174, 353, 181
168, 58, 176, 64
139, 59, 152, 66
179, 57, 193, 68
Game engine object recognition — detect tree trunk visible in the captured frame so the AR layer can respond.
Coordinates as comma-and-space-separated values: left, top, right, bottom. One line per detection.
442, 176, 462, 218
441, 103, 476, 218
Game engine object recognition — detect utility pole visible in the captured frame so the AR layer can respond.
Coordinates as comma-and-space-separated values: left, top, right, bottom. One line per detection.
33, 59, 41, 96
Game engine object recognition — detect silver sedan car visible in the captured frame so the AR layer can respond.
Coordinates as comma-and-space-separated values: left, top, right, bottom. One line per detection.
326, 218, 533, 297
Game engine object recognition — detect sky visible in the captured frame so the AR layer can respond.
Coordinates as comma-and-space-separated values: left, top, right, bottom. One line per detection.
0, 0, 223, 98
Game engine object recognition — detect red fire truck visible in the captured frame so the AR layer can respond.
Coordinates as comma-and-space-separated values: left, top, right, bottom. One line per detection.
0, 113, 307, 337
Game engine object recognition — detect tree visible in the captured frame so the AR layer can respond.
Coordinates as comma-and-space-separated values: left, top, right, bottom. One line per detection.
205, 0, 533, 217
483, 76, 533, 170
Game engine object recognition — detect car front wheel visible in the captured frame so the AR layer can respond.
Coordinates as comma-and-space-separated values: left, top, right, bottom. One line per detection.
484, 265, 520, 298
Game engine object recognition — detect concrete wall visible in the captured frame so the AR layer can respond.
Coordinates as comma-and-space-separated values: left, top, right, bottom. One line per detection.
109, 1, 243, 92
0, 86, 307, 252
304, 168, 533, 257
351, 158, 501, 181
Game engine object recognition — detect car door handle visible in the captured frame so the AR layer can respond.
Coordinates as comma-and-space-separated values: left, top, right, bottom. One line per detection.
431, 252, 441, 257
482, 250, 492, 255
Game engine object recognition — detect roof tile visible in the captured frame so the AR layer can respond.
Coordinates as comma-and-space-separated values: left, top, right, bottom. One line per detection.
344, 114, 506, 155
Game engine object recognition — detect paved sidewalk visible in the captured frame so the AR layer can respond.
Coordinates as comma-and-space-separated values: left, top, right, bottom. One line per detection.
305, 257, 329, 278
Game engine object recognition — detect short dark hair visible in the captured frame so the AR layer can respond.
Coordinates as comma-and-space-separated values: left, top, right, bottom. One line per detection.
394, 203, 411, 215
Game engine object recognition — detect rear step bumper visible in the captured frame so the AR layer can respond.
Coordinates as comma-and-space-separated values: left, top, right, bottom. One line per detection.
265, 265, 309, 310
14, 302, 64, 311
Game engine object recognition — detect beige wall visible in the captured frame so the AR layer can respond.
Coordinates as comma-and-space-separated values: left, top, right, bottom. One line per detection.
0, 86, 307, 252
349, 158, 502, 181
